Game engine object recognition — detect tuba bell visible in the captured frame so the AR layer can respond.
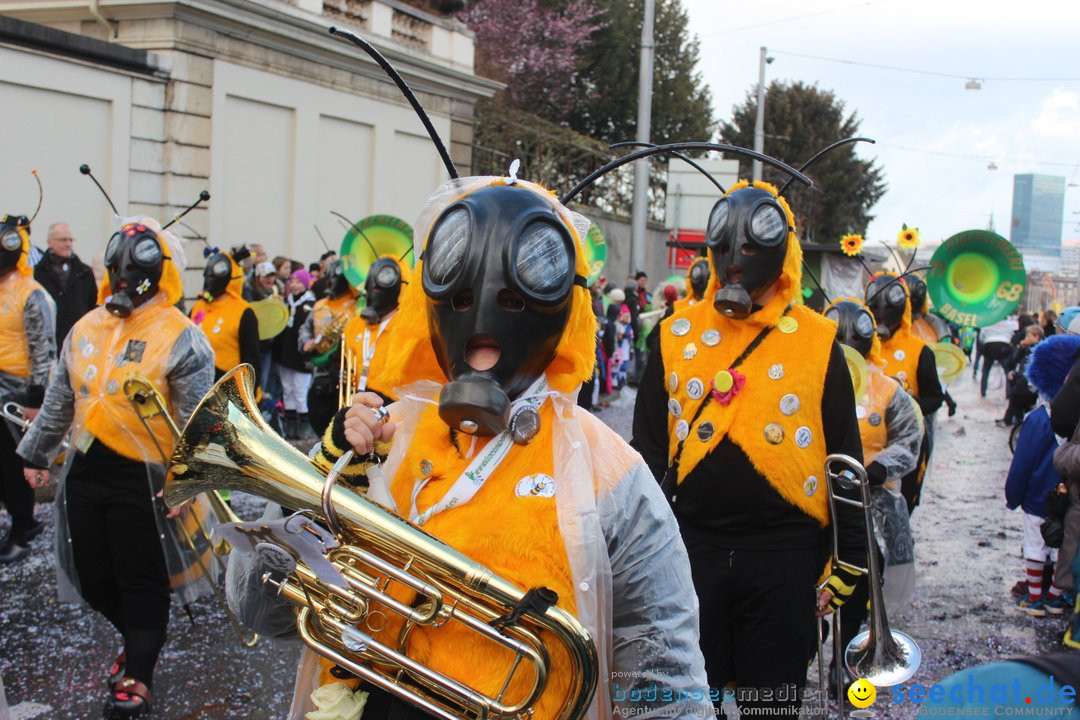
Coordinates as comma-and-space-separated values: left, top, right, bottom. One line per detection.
926, 229, 1026, 329
165, 365, 598, 720
817, 454, 921, 717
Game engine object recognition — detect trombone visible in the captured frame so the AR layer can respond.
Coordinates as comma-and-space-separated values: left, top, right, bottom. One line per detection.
339, 342, 358, 409
817, 454, 920, 717
122, 375, 258, 648
2, 401, 70, 464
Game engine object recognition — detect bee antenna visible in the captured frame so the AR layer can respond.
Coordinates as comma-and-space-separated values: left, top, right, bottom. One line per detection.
562, 142, 811, 206
779, 137, 875, 196
28, 170, 44, 225
162, 190, 210, 230
329, 27, 458, 179
610, 141, 727, 194
330, 210, 379, 259
79, 164, 120, 216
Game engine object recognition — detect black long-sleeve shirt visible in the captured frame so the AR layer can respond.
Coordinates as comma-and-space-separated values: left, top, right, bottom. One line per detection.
631, 333, 867, 565
914, 344, 945, 416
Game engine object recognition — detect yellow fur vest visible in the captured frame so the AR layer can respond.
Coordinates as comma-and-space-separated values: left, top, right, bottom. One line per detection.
879, 328, 925, 397
659, 300, 835, 525
0, 273, 44, 378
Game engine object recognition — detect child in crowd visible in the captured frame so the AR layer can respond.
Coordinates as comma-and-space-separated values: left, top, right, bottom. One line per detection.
1005, 374, 1069, 616
274, 269, 317, 439
1000, 324, 1044, 427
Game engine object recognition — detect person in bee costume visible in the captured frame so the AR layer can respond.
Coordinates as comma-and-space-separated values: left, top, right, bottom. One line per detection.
821, 297, 921, 684
631, 180, 867, 716
300, 259, 359, 436
0, 212, 56, 563
672, 255, 710, 313
16, 217, 214, 719
905, 273, 959, 417
339, 254, 410, 404
189, 246, 261, 387
228, 175, 714, 720
864, 272, 944, 513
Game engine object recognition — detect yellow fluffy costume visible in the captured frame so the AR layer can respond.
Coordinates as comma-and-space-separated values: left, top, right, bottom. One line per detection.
0, 220, 49, 379
658, 180, 837, 524
290, 177, 671, 720
189, 251, 251, 374
341, 255, 413, 401
868, 272, 926, 396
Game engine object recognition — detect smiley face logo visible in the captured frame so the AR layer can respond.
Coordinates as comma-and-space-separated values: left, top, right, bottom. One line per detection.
847, 678, 876, 708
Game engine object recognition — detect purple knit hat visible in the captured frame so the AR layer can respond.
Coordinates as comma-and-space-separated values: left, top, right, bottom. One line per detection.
290, 268, 312, 289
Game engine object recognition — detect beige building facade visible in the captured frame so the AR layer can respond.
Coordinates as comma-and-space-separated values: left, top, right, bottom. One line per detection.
0, 0, 498, 292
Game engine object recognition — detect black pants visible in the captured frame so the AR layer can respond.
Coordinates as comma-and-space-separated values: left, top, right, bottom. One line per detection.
686, 540, 819, 715
980, 342, 1012, 397
65, 445, 170, 686
900, 430, 930, 514
0, 422, 35, 545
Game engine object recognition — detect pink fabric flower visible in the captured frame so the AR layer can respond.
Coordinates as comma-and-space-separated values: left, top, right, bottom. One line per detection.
192, 310, 205, 325
710, 369, 746, 405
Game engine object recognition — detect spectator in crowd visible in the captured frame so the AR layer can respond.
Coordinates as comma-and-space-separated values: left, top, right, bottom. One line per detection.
275, 268, 317, 439
1000, 324, 1044, 427
310, 250, 337, 299
272, 255, 292, 284
635, 270, 652, 310
33, 221, 97, 346
1045, 310, 1059, 338
250, 261, 282, 301
979, 319, 1015, 397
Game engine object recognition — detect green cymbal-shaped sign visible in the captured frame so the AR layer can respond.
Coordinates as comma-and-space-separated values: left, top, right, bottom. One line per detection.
340, 214, 415, 290
927, 229, 1025, 328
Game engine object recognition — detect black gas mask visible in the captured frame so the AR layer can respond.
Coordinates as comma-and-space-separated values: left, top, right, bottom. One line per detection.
864, 274, 908, 340
202, 252, 233, 299
360, 258, 403, 323
0, 215, 28, 274
104, 223, 164, 317
705, 186, 790, 319
422, 184, 581, 436
329, 260, 352, 298
688, 257, 710, 300
906, 274, 927, 317
824, 300, 877, 358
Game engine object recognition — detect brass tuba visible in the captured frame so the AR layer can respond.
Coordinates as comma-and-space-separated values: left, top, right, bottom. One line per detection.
165, 365, 598, 720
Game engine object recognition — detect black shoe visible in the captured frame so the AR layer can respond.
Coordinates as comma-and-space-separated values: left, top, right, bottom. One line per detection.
23, 520, 44, 542
0, 541, 30, 564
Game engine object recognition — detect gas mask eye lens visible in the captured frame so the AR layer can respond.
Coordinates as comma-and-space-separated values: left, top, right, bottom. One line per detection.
824, 308, 840, 323
690, 262, 708, 283
0, 230, 21, 252
427, 208, 470, 287
856, 312, 875, 337
104, 233, 121, 265
886, 284, 906, 305
132, 237, 161, 266
707, 200, 729, 244
375, 265, 398, 288
515, 223, 569, 295
750, 204, 786, 246
211, 258, 230, 277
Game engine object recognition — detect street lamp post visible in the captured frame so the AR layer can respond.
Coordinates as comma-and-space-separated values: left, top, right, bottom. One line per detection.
752, 47, 772, 182
629, 0, 655, 278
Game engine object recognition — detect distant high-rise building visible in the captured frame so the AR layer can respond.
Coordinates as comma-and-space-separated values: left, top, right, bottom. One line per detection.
1010, 174, 1065, 257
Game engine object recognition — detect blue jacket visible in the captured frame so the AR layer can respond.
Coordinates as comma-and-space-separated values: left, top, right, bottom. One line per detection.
1005, 406, 1063, 517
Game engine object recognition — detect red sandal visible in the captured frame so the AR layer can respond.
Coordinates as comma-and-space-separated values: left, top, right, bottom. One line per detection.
107, 648, 126, 690
104, 676, 152, 719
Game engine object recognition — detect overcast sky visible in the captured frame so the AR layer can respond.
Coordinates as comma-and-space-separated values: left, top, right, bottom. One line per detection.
682, 0, 1080, 248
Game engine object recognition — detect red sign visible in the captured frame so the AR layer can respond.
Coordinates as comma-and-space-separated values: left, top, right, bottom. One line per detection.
667, 229, 706, 270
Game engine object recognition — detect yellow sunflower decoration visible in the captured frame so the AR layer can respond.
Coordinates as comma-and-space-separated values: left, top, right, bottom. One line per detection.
840, 233, 864, 257
897, 223, 920, 250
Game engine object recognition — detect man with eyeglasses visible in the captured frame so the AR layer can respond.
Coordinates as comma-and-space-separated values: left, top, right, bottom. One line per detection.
33, 222, 98, 346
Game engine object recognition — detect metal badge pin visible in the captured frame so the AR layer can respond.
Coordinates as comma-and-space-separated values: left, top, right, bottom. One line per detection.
777, 316, 799, 334
683, 342, 698, 360
696, 421, 714, 442
668, 372, 679, 394
768, 363, 784, 380
764, 423, 784, 444
779, 393, 800, 416
510, 406, 541, 445
671, 318, 691, 337
868, 412, 882, 427
675, 419, 689, 441
803, 476, 818, 497
419, 459, 433, 476
702, 329, 721, 347
686, 378, 704, 400
794, 426, 812, 448
668, 398, 682, 418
